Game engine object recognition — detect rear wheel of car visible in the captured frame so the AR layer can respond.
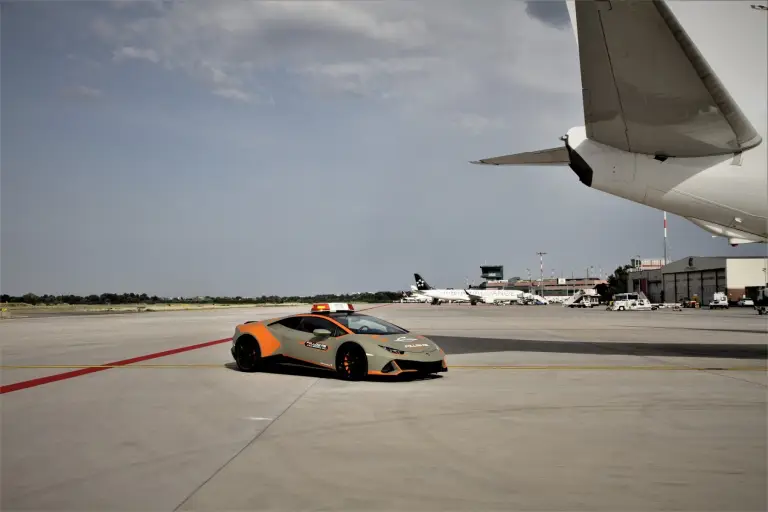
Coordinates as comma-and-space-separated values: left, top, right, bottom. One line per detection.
336, 343, 367, 381
235, 336, 262, 372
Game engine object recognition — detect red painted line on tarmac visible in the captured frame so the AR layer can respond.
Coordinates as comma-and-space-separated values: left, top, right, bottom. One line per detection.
0, 337, 232, 395
1, 304, 393, 395
358, 303, 392, 312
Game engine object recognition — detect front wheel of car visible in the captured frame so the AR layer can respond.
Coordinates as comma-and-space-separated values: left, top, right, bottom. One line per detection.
234, 336, 262, 372
336, 343, 368, 381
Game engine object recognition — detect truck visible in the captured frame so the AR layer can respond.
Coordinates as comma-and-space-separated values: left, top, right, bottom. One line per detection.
755, 287, 768, 315
709, 292, 729, 309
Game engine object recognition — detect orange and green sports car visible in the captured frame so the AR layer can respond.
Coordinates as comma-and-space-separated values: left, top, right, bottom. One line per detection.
230, 303, 448, 380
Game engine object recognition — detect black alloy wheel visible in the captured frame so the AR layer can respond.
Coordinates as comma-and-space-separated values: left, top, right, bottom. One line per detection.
336, 344, 367, 381
235, 336, 262, 372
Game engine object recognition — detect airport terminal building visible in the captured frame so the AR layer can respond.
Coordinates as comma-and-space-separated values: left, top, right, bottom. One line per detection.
627, 256, 768, 304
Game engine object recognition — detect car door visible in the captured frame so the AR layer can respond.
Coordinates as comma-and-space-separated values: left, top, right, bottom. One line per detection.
267, 316, 305, 359
294, 316, 346, 369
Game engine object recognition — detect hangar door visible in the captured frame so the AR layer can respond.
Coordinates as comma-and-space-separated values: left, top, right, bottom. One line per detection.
663, 274, 676, 303
648, 281, 662, 303
717, 270, 726, 292
702, 271, 717, 304
675, 273, 688, 301
687, 272, 702, 301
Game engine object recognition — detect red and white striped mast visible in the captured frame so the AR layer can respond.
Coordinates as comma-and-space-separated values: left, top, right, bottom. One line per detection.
662, 212, 667, 267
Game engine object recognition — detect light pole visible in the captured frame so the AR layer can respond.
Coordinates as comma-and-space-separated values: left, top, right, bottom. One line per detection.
537, 252, 547, 297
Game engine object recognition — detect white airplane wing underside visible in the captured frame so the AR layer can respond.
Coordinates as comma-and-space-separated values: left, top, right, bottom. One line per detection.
473, 0, 763, 165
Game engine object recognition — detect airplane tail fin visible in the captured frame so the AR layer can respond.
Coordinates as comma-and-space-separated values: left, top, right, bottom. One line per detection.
414, 273, 432, 291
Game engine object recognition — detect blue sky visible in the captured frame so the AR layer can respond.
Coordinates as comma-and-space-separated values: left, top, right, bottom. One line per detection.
2, 1, 766, 297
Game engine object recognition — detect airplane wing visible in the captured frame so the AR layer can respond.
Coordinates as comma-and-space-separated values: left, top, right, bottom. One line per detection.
464, 289, 483, 301
472, 0, 763, 165
470, 146, 570, 166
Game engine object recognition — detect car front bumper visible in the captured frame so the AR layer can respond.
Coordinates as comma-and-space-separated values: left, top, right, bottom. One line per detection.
369, 355, 448, 376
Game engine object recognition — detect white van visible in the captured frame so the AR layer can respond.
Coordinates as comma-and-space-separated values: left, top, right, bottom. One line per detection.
610, 291, 657, 311
709, 292, 729, 309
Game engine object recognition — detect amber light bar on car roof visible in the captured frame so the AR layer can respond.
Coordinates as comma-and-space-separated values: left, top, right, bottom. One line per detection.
310, 303, 355, 313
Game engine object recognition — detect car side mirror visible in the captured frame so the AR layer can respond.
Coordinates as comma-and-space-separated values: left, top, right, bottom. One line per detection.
313, 328, 331, 338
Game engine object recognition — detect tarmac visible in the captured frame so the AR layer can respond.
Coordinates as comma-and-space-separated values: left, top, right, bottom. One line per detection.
1, 303, 766, 511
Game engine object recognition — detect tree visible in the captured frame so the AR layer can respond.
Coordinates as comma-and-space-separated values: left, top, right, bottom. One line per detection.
608, 264, 633, 294
596, 264, 633, 302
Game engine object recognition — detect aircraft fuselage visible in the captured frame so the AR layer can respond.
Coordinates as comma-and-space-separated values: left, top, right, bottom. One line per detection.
567, 125, 768, 243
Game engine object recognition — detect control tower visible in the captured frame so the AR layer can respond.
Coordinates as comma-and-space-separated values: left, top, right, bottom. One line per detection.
480, 265, 504, 281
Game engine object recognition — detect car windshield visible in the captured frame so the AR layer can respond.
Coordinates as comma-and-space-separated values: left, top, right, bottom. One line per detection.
332, 313, 408, 335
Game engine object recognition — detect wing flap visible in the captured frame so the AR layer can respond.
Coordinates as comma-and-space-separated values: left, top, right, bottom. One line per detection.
470, 146, 570, 166
574, 0, 762, 157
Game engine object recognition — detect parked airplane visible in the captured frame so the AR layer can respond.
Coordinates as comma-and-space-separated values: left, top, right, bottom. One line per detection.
404, 285, 430, 303
413, 273, 473, 305
470, 1, 767, 245
413, 273, 524, 305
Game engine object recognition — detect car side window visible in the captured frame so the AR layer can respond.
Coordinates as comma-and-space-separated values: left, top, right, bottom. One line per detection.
298, 316, 346, 336
272, 317, 302, 330
299, 316, 335, 334
330, 322, 348, 337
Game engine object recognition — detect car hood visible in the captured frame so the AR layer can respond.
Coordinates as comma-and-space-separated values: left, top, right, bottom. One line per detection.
374, 334, 440, 353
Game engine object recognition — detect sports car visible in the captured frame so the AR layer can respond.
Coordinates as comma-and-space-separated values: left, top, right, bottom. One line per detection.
230, 303, 448, 380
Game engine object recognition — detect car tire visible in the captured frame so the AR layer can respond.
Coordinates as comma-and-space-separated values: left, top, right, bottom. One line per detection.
234, 335, 262, 372
336, 343, 368, 381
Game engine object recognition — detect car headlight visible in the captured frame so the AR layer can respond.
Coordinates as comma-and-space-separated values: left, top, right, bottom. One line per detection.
381, 345, 405, 355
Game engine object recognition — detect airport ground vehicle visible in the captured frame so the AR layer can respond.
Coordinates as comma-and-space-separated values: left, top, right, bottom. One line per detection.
231, 303, 448, 380
680, 297, 700, 309
568, 296, 599, 308
755, 287, 767, 314
610, 292, 657, 311
709, 292, 729, 309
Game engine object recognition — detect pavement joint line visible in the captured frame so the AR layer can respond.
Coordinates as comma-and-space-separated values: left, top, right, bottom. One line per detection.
172, 377, 320, 511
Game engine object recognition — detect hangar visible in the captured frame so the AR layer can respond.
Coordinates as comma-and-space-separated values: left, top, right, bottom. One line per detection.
627, 256, 767, 305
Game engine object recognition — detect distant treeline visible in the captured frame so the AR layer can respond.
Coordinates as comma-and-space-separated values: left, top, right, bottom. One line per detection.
0, 291, 404, 306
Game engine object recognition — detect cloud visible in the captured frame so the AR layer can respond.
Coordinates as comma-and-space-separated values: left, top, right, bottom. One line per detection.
524, 1, 571, 30
212, 87, 252, 103
60, 85, 103, 99
453, 113, 506, 136
112, 45, 159, 63
91, 0, 580, 127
